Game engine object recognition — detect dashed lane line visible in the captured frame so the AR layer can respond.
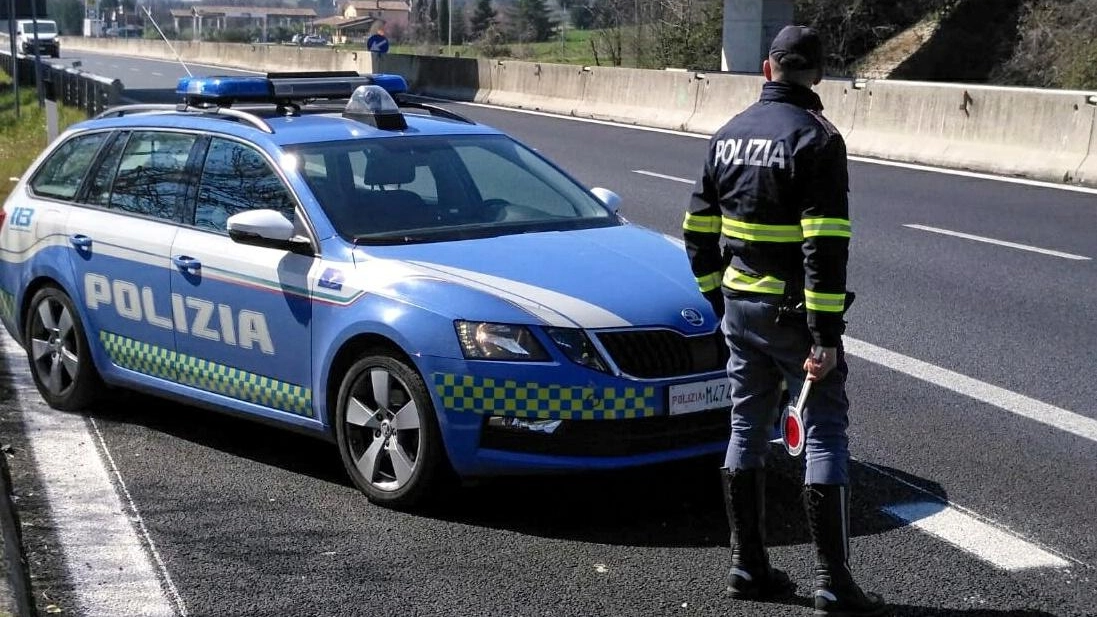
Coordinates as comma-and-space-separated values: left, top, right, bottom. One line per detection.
883, 501, 1070, 571
1, 335, 184, 617
904, 224, 1090, 260
633, 170, 695, 184
844, 337, 1097, 444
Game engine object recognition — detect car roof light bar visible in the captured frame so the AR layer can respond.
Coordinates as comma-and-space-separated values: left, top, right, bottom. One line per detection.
176, 72, 409, 107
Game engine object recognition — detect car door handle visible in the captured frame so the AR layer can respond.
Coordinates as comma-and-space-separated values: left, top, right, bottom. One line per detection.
69, 234, 92, 248
172, 255, 202, 271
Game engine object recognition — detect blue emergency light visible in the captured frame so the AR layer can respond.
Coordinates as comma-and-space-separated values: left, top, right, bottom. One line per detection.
176, 71, 409, 107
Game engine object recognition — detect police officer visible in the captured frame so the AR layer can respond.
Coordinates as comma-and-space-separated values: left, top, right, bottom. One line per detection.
683, 25, 886, 616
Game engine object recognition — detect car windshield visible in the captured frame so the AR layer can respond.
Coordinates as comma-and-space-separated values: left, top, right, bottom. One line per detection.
287, 134, 618, 244
26, 21, 56, 34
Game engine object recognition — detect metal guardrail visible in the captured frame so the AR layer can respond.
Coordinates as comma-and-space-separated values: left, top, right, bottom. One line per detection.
0, 50, 123, 116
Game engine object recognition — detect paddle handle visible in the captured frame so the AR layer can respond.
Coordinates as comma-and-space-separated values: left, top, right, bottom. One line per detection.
794, 347, 826, 412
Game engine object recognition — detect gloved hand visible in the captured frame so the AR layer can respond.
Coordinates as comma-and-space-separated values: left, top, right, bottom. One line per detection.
704, 289, 725, 321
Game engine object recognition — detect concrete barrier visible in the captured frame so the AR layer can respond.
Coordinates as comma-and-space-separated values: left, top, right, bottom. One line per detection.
574, 66, 701, 131
411, 55, 491, 102
48, 38, 1097, 188
685, 74, 865, 137
1071, 99, 1097, 185
815, 78, 866, 137
484, 60, 585, 116
846, 80, 1095, 183
685, 72, 764, 134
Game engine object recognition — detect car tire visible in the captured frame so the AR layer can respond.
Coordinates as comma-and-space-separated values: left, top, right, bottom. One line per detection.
334, 349, 452, 509
23, 286, 105, 410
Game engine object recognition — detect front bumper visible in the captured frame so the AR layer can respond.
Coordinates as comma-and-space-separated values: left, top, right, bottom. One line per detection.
424, 356, 731, 476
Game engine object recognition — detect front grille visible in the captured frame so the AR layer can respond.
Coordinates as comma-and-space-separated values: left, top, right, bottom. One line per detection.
595, 329, 728, 378
480, 409, 730, 457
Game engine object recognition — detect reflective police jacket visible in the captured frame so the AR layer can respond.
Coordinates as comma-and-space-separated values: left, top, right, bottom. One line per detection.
683, 81, 850, 347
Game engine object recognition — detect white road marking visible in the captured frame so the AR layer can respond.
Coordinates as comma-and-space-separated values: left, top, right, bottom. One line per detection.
904, 224, 1090, 260
633, 170, 694, 184
883, 501, 1070, 571
850, 157, 1097, 196
151, 72, 163, 77
844, 336, 1097, 444
1, 335, 184, 616
450, 101, 1097, 195
623, 172, 1089, 260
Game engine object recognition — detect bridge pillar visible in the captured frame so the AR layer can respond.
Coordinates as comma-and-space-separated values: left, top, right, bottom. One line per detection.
721, 0, 794, 73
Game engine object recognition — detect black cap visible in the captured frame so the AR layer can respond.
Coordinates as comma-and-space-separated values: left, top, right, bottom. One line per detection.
769, 25, 823, 71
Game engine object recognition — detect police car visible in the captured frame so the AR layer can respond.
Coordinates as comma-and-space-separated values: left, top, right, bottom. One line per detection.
0, 72, 732, 508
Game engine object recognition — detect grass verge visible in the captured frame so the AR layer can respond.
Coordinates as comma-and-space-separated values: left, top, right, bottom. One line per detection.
0, 72, 88, 203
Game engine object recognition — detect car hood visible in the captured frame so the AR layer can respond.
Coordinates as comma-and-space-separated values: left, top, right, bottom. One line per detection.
352, 225, 718, 333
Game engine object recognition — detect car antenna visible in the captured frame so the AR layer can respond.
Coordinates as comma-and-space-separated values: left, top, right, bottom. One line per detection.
142, 5, 192, 77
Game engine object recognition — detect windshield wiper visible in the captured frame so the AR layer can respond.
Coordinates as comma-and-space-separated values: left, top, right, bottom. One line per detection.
353, 234, 435, 245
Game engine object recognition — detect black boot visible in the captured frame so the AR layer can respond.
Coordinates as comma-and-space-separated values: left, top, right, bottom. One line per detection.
803, 484, 888, 616
722, 468, 795, 600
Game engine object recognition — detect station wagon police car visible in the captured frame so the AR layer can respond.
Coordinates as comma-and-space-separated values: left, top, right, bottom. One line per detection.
0, 72, 733, 508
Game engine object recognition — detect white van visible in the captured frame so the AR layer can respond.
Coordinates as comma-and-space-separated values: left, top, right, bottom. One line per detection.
2, 19, 61, 58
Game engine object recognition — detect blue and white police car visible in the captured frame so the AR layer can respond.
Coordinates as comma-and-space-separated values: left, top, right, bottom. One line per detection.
0, 72, 732, 508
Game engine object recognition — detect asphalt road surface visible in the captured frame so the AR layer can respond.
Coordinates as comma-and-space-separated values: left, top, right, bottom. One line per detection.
0, 49, 1093, 617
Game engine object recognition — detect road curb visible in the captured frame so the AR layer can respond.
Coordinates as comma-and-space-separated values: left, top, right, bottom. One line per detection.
0, 447, 35, 617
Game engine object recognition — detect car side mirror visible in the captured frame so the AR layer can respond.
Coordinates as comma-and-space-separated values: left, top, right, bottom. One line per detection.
227, 209, 312, 254
590, 187, 621, 213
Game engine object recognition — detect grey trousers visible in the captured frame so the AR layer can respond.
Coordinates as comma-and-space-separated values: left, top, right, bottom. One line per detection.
721, 294, 850, 485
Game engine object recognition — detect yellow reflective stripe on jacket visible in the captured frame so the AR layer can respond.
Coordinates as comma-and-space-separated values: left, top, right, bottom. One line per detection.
801, 217, 852, 238
805, 289, 846, 312
683, 213, 721, 234
696, 272, 722, 293
721, 217, 804, 242
723, 267, 786, 295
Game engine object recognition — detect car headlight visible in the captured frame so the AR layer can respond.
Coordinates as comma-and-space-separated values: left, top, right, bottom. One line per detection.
455, 321, 548, 361
545, 327, 608, 372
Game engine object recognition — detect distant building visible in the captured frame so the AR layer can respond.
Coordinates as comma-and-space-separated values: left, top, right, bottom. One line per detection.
312, 0, 410, 44
169, 6, 318, 41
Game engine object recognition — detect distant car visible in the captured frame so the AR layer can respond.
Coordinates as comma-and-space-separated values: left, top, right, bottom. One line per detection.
301, 34, 328, 46
104, 25, 143, 39
0, 72, 731, 509
6, 18, 61, 58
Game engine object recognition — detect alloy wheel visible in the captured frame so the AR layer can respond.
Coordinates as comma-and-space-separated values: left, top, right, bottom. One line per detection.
344, 367, 424, 493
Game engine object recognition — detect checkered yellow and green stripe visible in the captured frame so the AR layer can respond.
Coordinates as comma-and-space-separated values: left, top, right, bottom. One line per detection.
0, 289, 15, 324
100, 332, 312, 417
434, 374, 657, 420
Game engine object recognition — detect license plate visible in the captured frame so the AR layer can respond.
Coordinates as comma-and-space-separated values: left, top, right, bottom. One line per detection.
668, 377, 733, 415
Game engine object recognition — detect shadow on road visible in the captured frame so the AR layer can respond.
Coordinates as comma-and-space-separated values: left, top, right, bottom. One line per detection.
81, 389, 947, 550
761, 592, 1060, 617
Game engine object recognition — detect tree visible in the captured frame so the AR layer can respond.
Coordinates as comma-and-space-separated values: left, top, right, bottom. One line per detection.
651, 0, 723, 70
469, 0, 496, 39
510, 0, 557, 42
451, 3, 468, 44
576, 0, 633, 67
52, 0, 85, 35
437, 0, 450, 44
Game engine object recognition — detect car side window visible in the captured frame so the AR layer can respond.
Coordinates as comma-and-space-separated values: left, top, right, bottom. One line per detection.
29, 132, 111, 201
109, 131, 197, 220
84, 132, 129, 208
195, 137, 296, 232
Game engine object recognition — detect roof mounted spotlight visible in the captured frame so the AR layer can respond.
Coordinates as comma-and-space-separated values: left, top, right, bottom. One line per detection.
343, 85, 407, 130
